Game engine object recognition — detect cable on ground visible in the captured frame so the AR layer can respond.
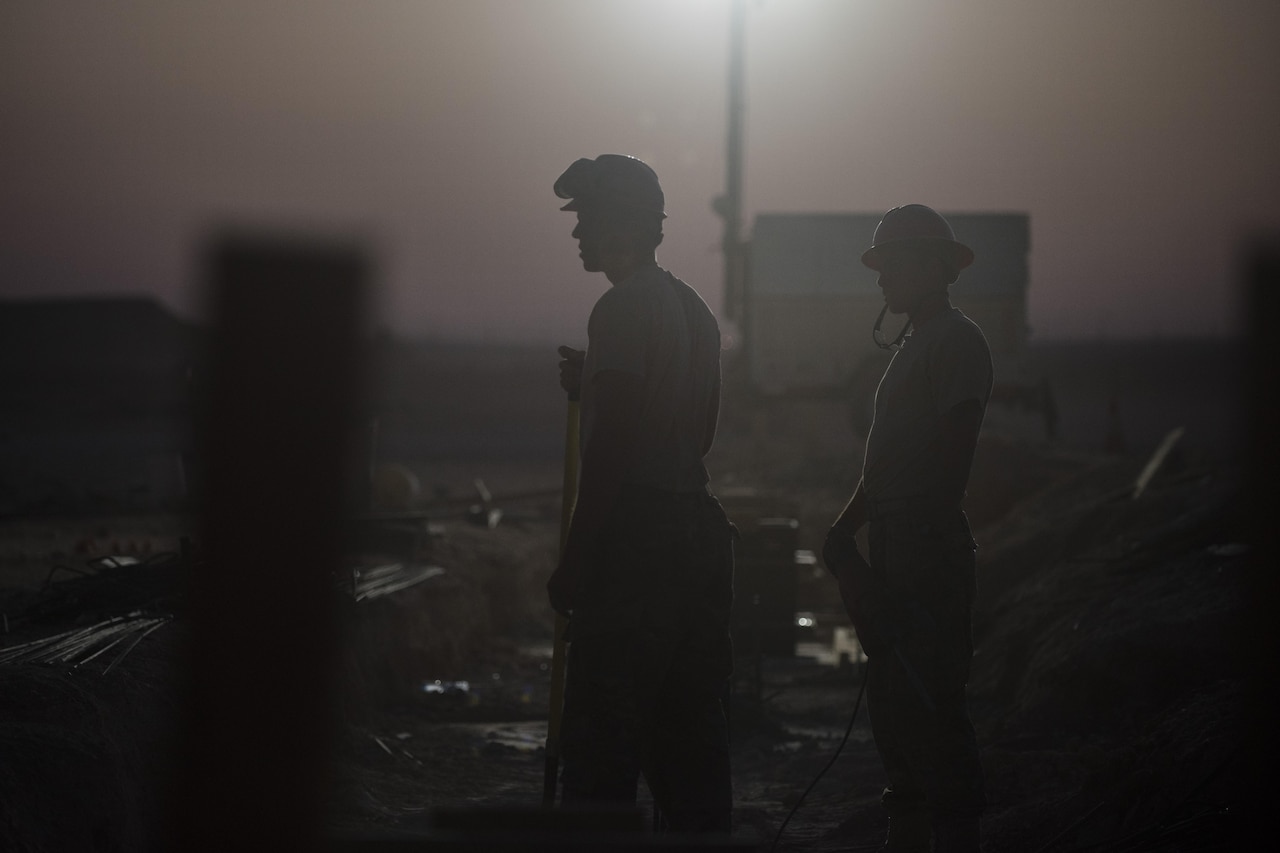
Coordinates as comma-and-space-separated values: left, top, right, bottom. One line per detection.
769, 659, 870, 853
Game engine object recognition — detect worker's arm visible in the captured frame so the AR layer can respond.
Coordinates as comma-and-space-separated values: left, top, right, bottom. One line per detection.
700, 371, 721, 457
558, 345, 585, 397
823, 480, 868, 589
547, 368, 644, 616
928, 325, 990, 510
830, 479, 868, 536
934, 398, 985, 510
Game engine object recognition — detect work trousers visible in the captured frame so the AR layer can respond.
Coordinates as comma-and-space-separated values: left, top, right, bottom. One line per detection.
560, 486, 735, 833
865, 508, 986, 824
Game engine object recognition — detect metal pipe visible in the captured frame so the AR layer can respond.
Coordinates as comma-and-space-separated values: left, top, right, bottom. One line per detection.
720, 0, 747, 321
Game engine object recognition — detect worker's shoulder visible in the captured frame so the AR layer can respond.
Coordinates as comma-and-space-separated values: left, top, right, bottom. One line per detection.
595, 265, 663, 300
590, 274, 650, 316
586, 271, 658, 341
598, 266, 709, 313
658, 268, 719, 329
918, 309, 991, 364
624, 263, 690, 299
940, 308, 990, 347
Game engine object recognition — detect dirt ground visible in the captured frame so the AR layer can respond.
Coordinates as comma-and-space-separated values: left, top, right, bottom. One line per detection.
0, 414, 1253, 851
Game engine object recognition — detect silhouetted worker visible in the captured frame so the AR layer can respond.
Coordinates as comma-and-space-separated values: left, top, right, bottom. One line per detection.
823, 205, 991, 853
548, 154, 734, 832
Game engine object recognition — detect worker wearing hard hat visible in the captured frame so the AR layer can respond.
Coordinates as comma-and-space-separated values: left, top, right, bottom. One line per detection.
824, 205, 992, 853
549, 154, 734, 832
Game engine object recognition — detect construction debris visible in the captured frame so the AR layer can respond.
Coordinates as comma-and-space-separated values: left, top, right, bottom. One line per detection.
343, 562, 446, 602
1132, 426, 1186, 499
0, 611, 171, 670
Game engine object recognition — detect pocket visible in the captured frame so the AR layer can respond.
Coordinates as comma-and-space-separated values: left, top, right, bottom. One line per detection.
572, 537, 652, 639
883, 524, 938, 589
884, 522, 971, 601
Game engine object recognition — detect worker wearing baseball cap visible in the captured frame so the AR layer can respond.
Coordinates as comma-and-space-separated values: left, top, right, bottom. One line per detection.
824, 205, 992, 852
553, 153, 668, 219
548, 154, 734, 833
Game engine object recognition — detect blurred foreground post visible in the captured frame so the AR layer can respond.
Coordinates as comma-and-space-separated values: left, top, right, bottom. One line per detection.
1242, 237, 1279, 847
166, 234, 368, 851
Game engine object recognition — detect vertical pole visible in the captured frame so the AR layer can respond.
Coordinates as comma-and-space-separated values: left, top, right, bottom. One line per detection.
1242, 238, 1279, 847
720, 0, 747, 322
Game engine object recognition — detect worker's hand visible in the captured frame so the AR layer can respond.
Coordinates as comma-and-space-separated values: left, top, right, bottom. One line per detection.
821, 525, 860, 581
558, 345, 585, 398
822, 529, 888, 657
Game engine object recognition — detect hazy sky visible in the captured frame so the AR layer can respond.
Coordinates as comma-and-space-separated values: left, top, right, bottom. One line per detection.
2, 1, 1278, 343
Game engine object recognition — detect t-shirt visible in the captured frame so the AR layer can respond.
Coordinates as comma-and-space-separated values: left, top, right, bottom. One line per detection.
861, 307, 993, 504
580, 264, 721, 492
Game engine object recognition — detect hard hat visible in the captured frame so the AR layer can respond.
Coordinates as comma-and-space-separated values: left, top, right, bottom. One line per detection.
861, 204, 974, 272
554, 154, 666, 218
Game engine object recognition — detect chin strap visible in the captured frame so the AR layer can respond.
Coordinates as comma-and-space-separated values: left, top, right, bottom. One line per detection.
873, 303, 912, 351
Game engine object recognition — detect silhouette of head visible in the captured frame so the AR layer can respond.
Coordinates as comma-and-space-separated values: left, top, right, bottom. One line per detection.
862, 204, 973, 283
554, 154, 666, 219
862, 205, 974, 314
556, 155, 665, 274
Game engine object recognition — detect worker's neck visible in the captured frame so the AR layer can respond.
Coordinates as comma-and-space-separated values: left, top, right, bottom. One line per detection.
908, 292, 952, 328
603, 253, 657, 285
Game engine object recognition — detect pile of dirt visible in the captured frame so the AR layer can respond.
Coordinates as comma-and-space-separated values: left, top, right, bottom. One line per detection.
0, 636, 177, 851
967, 459, 1246, 850
342, 513, 559, 711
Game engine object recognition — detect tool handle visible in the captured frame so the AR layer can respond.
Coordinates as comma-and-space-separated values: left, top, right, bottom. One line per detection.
543, 393, 580, 807
558, 397, 580, 550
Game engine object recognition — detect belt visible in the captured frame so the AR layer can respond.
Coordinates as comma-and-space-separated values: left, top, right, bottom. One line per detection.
865, 491, 926, 517
618, 482, 712, 502
866, 494, 954, 520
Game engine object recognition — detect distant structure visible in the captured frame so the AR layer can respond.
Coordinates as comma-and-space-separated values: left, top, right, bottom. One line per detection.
0, 296, 193, 413
0, 297, 195, 512
734, 212, 1031, 396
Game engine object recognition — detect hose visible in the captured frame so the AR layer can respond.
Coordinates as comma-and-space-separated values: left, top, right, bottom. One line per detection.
769, 659, 871, 852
